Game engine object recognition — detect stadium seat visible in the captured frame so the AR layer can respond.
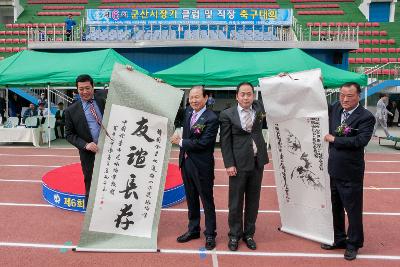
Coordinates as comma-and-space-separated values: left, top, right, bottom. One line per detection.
19, 31, 27, 35
0, 31, 5, 35
371, 39, 379, 45
365, 22, 372, 27
380, 39, 388, 45
355, 58, 363, 63
20, 38, 27, 44
336, 22, 342, 27
314, 22, 320, 27
321, 22, 328, 27
12, 47, 20, 52
348, 58, 356, 64
388, 48, 396, 53
343, 22, 349, 27
363, 58, 372, 64
396, 48, 400, 53
5, 47, 13, 52
358, 39, 363, 44
5, 24, 13, 28
371, 22, 380, 27
350, 22, 357, 27
12, 39, 20, 44
358, 31, 364, 36
12, 31, 19, 35
357, 22, 365, 27
5, 31, 12, 35
372, 58, 380, 64
390, 69, 399, 75
364, 31, 371, 36
380, 58, 389, 64
363, 48, 371, 53
371, 30, 379, 36
0, 39, 4, 43
329, 22, 335, 27
306, 22, 313, 27
380, 48, 387, 53
389, 58, 397, 62
388, 39, 396, 45
372, 48, 379, 53
0, 47, 5, 52
363, 39, 371, 45
382, 69, 390, 75
5, 39, 12, 43
380, 31, 387, 36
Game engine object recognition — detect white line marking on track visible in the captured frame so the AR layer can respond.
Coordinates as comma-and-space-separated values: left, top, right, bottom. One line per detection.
0, 153, 79, 158
0, 242, 399, 260
211, 249, 219, 267
214, 185, 400, 190
0, 164, 61, 168
0, 179, 42, 183
0, 202, 53, 207
1, 203, 399, 216
160, 249, 400, 260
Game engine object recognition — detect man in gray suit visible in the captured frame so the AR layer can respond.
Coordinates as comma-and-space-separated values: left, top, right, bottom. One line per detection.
219, 82, 269, 251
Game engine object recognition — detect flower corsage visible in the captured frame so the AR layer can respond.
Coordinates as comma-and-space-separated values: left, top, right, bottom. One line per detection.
193, 124, 206, 135
335, 123, 357, 137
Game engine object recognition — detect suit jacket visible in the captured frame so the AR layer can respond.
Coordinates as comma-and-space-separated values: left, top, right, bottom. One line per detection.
178, 107, 219, 179
55, 109, 65, 123
65, 94, 106, 158
328, 102, 375, 181
219, 100, 269, 171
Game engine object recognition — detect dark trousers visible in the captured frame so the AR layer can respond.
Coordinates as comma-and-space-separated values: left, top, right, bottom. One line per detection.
181, 157, 217, 237
80, 152, 95, 208
331, 177, 364, 249
55, 121, 65, 138
228, 159, 264, 239
66, 30, 72, 41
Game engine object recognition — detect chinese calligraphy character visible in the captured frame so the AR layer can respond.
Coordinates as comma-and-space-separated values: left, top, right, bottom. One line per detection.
114, 204, 134, 230
119, 174, 138, 200
127, 146, 148, 168
131, 117, 154, 142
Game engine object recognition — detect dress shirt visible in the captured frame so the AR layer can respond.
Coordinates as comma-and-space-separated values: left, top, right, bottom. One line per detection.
179, 105, 207, 147
237, 104, 257, 155
81, 98, 102, 144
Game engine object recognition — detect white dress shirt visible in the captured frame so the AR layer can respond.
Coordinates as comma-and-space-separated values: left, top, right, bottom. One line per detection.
237, 104, 257, 155
179, 105, 207, 147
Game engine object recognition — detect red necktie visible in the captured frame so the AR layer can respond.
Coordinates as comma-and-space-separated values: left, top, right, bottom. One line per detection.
88, 100, 113, 141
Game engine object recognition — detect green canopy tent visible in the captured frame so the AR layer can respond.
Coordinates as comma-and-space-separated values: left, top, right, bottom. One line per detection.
0, 49, 149, 86
0, 49, 149, 147
155, 48, 367, 88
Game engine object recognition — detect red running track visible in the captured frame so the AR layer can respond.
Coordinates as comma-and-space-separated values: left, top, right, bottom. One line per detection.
0, 147, 399, 266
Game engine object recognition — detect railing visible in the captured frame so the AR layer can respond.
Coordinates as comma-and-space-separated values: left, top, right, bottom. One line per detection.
26, 21, 359, 43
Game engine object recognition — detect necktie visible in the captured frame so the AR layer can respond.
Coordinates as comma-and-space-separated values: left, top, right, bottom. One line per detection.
88, 100, 113, 140
342, 111, 350, 123
243, 109, 253, 132
190, 112, 197, 128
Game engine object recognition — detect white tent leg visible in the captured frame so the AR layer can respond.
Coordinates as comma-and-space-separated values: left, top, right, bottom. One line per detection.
47, 84, 51, 148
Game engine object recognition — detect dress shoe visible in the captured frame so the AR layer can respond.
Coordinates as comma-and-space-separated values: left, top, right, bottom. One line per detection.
205, 236, 216, 250
320, 242, 347, 250
243, 237, 257, 250
228, 238, 239, 251
344, 248, 358, 261
176, 232, 200, 243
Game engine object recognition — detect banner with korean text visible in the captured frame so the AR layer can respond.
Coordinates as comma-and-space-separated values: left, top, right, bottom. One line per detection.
86, 8, 292, 26
259, 69, 334, 245
76, 64, 183, 252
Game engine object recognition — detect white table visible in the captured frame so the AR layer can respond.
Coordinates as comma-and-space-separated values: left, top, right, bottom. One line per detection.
0, 127, 41, 147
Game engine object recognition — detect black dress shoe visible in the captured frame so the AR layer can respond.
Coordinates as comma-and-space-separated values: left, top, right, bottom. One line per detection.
321, 242, 347, 250
205, 236, 216, 250
243, 237, 257, 250
344, 248, 358, 261
176, 232, 200, 243
228, 238, 239, 251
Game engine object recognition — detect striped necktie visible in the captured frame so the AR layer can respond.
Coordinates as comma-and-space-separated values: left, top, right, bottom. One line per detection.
243, 109, 253, 132
342, 111, 350, 123
190, 112, 197, 128
88, 100, 113, 141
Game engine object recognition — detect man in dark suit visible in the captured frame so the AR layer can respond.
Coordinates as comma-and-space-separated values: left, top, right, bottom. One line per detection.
170, 85, 219, 250
65, 74, 106, 208
55, 102, 65, 138
219, 82, 269, 251
322, 82, 375, 261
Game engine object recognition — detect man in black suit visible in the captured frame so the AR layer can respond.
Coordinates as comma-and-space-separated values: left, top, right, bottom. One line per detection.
322, 82, 375, 261
55, 102, 65, 138
219, 82, 269, 251
65, 74, 106, 208
170, 85, 219, 250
